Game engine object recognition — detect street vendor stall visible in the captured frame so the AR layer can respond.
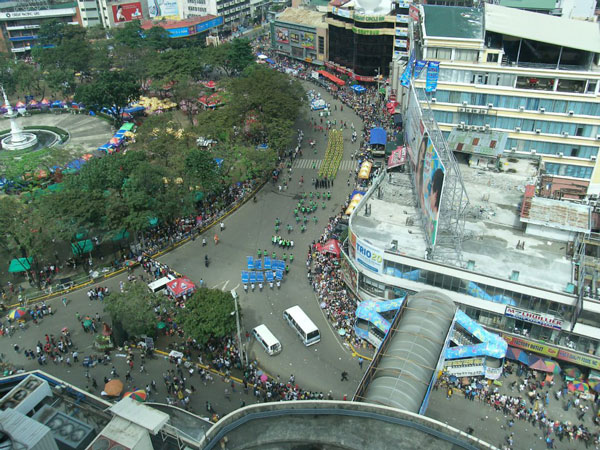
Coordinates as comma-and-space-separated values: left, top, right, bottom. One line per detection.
166, 277, 196, 298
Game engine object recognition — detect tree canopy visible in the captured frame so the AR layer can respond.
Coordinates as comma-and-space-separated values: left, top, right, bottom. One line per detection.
180, 288, 237, 344
104, 283, 158, 338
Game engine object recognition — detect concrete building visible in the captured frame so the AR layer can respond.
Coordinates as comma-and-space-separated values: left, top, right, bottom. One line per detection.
497, 0, 596, 19
77, 0, 105, 27
181, 0, 250, 29
271, 7, 326, 65
0, 1, 81, 54
395, 4, 600, 199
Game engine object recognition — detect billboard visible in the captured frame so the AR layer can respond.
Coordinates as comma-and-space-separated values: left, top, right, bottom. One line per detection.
290, 32, 300, 43
504, 306, 563, 330
112, 2, 143, 23
355, 238, 384, 273
301, 32, 315, 49
415, 133, 445, 247
148, 0, 179, 20
275, 27, 289, 43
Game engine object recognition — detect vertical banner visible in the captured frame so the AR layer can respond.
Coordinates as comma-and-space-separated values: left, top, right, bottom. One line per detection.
425, 61, 440, 93
413, 60, 427, 79
400, 51, 415, 88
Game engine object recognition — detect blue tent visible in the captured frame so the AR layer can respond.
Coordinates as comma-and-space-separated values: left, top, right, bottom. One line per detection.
266, 58, 275, 65
124, 105, 145, 114
351, 85, 366, 93
369, 127, 387, 146
51, 100, 64, 108
98, 143, 113, 152
65, 159, 86, 170
114, 130, 126, 138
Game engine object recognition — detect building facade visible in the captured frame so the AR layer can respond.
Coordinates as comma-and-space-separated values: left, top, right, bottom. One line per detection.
0, 2, 81, 54
401, 4, 600, 198
271, 7, 326, 65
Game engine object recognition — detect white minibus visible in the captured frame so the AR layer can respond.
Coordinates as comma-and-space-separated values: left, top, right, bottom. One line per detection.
283, 305, 320, 346
252, 324, 282, 356
147, 275, 175, 293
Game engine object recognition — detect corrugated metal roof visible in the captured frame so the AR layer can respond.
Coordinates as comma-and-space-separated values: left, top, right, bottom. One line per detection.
363, 291, 456, 413
485, 4, 600, 53
276, 7, 326, 28
109, 397, 170, 434
521, 197, 591, 232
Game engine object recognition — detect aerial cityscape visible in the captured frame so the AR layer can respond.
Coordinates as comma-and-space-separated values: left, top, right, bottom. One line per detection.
0, 0, 599, 448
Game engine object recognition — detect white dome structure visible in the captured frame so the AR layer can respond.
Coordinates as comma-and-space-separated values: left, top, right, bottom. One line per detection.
354, 0, 393, 15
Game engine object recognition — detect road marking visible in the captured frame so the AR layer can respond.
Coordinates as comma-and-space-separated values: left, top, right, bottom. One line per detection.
221, 280, 230, 291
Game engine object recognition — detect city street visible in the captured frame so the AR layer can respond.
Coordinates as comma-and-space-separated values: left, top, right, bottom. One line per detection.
0, 81, 366, 416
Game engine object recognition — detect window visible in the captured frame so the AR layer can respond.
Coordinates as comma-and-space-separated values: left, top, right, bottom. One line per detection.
455, 49, 478, 62
318, 36, 324, 54
486, 53, 498, 63
427, 47, 452, 60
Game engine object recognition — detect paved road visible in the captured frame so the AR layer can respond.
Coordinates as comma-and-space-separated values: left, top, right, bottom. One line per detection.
0, 81, 365, 416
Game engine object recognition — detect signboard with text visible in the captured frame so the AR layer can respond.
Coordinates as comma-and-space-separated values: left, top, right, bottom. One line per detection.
355, 238, 384, 273
502, 334, 600, 370
112, 2, 143, 23
148, 0, 180, 20
444, 357, 484, 377
0, 8, 76, 20
505, 306, 563, 331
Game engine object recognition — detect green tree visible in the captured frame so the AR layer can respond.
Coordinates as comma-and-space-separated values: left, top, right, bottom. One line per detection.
180, 288, 237, 344
75, 70, 141, 124
104, 283, 158, 338
185, 147, 222, 194
204, 39, 254, 76
143, 26, 171, 51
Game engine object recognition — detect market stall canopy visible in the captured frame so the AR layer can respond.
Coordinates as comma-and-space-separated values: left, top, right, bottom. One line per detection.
119, 122, 135, 132
316, 239, 341, 258
358, 161, 373, 180
72, 239, 93, 255
345, 193, 364, 215
167, 277, 196, 298
8, 257, 32, 273
317, 70, 345, 86
370, 127, 387, 146
104, 379, 124, 396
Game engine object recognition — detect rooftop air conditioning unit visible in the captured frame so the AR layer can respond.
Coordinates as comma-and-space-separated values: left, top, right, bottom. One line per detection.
485, 124, 490, 131
481, 109, 488, 115
478, 126, 485, 131
596, 134, 600, 140
558, 152, 564, 157
515, 127, 521, 132
531, 149, 537, 154
462, 101, 468, 106
457, 123, 465, 130
535, 129, 541, 134
431, 97, 437, 103
459, 107, 466, 112
519, 106, 525, 112
562, 131, 569, 137
488, 103, 493, 108
511, 147, 517, 152
539, 107, 545, 113
568, 110, 574, 116
592, 155, 597, 160
465, 108, 472, 113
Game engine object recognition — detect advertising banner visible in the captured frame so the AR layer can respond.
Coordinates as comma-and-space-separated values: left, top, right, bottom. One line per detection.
332, 7, 352, 18
444, 357, 484, 377
275, 27, 289, 43
340, 251, 359, 296
388, 146, 407, 169
484, 365, 503, 380
399, 59, 413, 88
290, 32, 300, 44
425, 61, 440, 93
355, 238, 384, 273
415, 134, 445, 247
505, 306, 563, 331
301, 32, 315, 49
409, 4, 420, 21
413, 60, 427, 79
502, 334, 600, 370
148, 0, 179, 20
112, 2, 143, 23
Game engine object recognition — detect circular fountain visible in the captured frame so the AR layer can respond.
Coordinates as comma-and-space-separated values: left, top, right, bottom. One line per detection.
0, 86, 38, 151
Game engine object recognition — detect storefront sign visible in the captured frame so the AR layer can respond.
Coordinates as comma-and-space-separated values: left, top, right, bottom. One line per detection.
502, 334, 600, 370
351, 27, 380, 35
444, 357, 484, 377
484, 365, 503, 380
355, 238, 384, 273
0, 8, 76, 20
354, 13, 386, 22
340, 251, 359, 296
505, 306, 563, 331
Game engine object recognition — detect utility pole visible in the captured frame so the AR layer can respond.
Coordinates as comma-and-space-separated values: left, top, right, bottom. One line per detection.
230, 289, 247, 367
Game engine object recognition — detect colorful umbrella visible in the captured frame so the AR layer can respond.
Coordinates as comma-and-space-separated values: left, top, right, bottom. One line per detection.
157, 321, 166, 329
568, 381, 589, 392
528, 355, 552, 372
8, 307, 27, 320
564, 367, 582, 379
260, 374, 268, 382
104, 379, 124, 396
81, 153, 94, 161
588, 380, 600, 393
544, 360, 561, 374
123, 389, 146, 402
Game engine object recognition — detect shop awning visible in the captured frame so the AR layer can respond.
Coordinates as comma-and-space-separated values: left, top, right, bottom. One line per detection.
317, 70, 345, 86
72, 239, 93, 255
119, 123, 135, 132
370, 127, 387, 146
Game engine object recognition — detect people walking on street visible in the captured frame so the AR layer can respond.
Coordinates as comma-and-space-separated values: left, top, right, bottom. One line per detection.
341, 371, 349, 381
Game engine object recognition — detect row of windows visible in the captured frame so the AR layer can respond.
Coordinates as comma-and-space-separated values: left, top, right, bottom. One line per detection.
382, 260, 574, 318
545, 163, 593, 179
432, 110, 598, 138
427, 47, 478, 62
505, 138, 598, 159
431, 89, 600, 117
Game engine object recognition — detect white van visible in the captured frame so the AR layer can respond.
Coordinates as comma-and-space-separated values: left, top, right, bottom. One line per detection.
252, 324, 282, 356
283, 305, 321, 346
147, 275, 176, 293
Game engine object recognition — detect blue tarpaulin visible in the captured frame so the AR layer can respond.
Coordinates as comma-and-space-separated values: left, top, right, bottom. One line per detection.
266, 58, 275, 65
51, 100, 64, 107
98, 143, 114, 152
351, 85, 366, 93
65, 159, 85, 170
369, 127, 387, 146
124, 105, 145, 114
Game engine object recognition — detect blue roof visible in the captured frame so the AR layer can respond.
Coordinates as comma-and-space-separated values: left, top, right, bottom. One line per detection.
445, 310, 507, 359
370, 127, 386, 146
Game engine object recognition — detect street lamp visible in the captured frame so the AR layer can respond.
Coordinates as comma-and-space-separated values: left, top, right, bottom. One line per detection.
230, 289, 248, 367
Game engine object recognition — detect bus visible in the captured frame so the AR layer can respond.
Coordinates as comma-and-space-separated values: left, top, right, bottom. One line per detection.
252, 324, 282, 356
283, 305, 320, 346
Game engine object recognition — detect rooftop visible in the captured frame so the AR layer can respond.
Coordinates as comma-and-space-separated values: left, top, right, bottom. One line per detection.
351, 158, 574, 294
276, 7, 326, 28
140, 15, 218, 30
485, 3, 600, 53
498, 0, 557, 10
422, 6, 484, 40
522, 197, 591, 233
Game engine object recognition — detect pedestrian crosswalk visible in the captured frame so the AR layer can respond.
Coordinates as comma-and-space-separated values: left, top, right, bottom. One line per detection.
293, 159, 356, 171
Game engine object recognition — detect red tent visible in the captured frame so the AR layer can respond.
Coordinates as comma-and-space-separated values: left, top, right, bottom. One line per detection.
167, 277, 196, 298
316, 239, 341, 258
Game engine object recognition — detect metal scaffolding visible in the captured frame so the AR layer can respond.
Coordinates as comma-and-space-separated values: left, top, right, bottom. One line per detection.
405, 84, 469, 265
